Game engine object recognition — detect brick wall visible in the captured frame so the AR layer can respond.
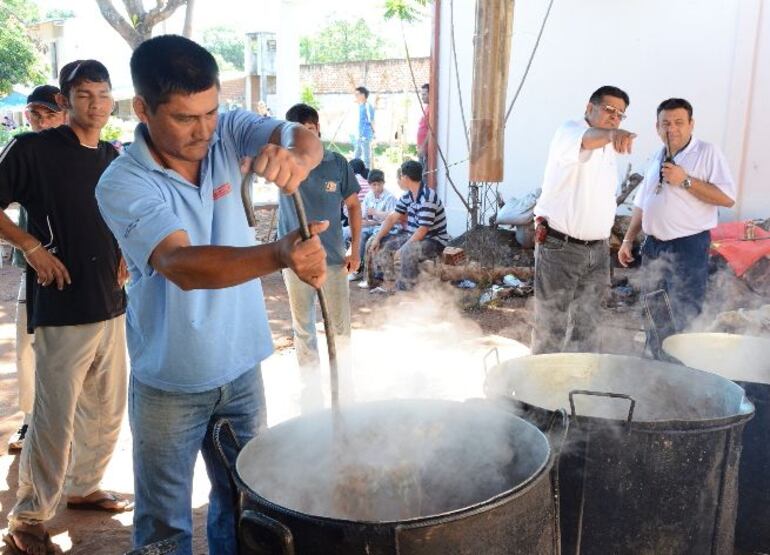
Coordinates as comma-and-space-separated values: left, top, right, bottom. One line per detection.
221, 76, 246, 108
201, 58, 431, 109
300, 57, 431, 94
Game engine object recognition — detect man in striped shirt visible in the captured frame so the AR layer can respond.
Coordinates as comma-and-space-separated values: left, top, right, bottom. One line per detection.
367, 160, 450, 290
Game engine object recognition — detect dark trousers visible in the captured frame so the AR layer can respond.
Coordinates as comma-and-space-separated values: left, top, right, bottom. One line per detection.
641, 230, 710, 333
532, 235, 610, 354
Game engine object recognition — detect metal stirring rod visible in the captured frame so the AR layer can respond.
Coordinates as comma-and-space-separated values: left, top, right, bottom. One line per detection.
241, 172, 340, 413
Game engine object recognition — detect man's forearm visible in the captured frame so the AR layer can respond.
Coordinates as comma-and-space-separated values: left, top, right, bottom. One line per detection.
348, 202, 362, 254
0, 210, 38, 252
686, 178, 735, 208
623, 207, 643, 242
581, 128, 614, 150
271, 122, 323, 169
406, 226, 429, 244
374, 213, 399, 241
154, 242, 285, 291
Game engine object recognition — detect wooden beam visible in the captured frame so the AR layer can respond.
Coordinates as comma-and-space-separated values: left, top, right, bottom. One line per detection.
469, 0, 514, 182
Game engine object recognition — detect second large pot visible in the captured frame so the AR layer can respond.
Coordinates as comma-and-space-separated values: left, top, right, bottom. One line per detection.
484, 353, 754, 555
663, 332, 770, 554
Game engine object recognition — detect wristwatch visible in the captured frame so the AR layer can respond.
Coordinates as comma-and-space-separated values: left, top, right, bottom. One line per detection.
682, 176, 693, 190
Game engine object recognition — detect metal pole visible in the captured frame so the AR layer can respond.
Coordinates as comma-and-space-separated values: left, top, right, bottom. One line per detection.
241, 172, 340, 413
289, 192, 340, 413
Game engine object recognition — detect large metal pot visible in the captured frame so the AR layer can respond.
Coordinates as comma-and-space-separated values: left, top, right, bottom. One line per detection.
215, 399, 565, 554
484, 352, 754, 555
663, 332, 770, 554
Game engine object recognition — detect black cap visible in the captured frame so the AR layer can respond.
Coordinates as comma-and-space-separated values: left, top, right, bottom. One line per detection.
26, 85, 62, 112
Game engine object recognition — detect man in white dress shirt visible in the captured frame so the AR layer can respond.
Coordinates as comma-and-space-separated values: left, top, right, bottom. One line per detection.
619, 98, 735, 344
531, 85, 636, 354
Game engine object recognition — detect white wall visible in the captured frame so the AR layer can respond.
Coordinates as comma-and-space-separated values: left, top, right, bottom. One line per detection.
56, 16, 134, 93
734, 0, 770, 220
436, 0, 770, 236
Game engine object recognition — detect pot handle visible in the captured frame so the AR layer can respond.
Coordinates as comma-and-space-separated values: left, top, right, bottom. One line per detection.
545, 408, 568, 555
212, 418, 242, 479
545, 407, 569, 456
482, 347, 500, 376
239, 510, 295, 555
568, 390, 636, 425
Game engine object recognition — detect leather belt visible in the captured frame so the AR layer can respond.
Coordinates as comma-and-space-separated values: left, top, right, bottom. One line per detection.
546, 227, 604, 246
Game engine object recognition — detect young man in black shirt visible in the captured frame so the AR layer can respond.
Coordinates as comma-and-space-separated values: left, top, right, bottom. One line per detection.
0, 60, 130, 554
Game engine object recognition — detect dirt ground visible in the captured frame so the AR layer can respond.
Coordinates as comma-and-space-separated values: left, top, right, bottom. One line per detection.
0, 250, 645, 554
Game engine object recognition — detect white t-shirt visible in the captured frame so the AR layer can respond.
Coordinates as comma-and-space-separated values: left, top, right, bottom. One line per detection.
634, 137, 735, 241
534, 120, 619, 241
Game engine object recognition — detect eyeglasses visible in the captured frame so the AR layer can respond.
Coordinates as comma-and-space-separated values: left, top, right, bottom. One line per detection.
598, 104, 627, 120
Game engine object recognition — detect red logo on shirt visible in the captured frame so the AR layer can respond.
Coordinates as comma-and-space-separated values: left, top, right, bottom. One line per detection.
213, 183, 232, 200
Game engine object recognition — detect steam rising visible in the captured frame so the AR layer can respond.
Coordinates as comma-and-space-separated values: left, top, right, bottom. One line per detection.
236, 399, 550, 522
249, 281, 544, 522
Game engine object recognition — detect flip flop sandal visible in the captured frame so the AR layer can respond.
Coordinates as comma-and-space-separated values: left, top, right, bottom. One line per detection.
66, 491, 134, 513
3, 529, 60, 555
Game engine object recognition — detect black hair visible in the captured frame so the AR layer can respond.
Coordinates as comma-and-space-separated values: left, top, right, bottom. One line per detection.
285, 103, 319, 125
421, 83, 429, 91
349, 158, 368, 178
59, 60, 111, 99
355, 86, 369, 99
656, 98, 693, 119
400, 160, 423, 182
588, 85, 630, 108
368, 169, 385, 183
131, 35, 220, 112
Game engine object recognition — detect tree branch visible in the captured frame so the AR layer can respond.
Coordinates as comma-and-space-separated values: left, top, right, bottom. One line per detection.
182, 0, 195, 37
145, 0, 188, 29
95, 0, 142, 49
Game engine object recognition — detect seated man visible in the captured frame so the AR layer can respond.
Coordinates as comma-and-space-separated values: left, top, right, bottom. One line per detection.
349, 169, 396, 282
366, 160, 450, 291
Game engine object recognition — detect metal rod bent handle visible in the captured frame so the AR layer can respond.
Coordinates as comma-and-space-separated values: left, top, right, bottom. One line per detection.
482, 347, 500, 376
290, 192, 340, 413
212, 418, 242, 478
241, 172, 258, 228
568, 390, 636, 425
240, 172, 339, 413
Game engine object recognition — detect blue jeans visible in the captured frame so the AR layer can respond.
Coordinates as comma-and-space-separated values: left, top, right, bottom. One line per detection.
129, 366, 266, 555
359, 228, 376, 267
641, 230, 710, 332
353, 136, 372, 168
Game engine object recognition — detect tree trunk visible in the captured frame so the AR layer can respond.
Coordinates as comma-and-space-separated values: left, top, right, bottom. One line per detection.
95, 0, 190, 50
182, 0, 195, 38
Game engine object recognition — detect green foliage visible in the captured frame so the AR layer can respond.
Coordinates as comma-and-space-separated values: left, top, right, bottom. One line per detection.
100, 117, 124, 143
0, 124, 30, 148
300, 84, 320, 110
383, 0, 429, 22
0, 0, 46, 95
44, 8, 75, 20
300, 19, 388, 64
202, 26, 244, 71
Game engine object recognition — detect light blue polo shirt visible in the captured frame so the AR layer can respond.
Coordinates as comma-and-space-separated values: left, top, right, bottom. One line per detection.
96, 110, 283, 393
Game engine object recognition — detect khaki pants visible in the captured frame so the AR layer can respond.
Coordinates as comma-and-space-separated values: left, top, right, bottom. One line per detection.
15, 273, 35, 415
9, 315, 128, 526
